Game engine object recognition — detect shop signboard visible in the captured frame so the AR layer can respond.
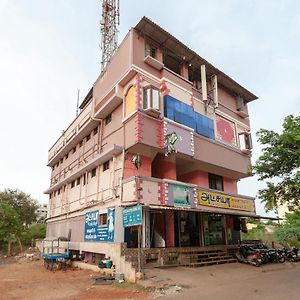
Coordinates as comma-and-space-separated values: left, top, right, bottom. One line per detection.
171, 184, 192, 207
198, 190, 254, 212
123, 205, 142, 227
84, 208, 115, 242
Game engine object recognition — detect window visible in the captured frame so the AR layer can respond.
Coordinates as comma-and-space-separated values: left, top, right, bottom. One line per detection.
83, 174, 86, 185
163, 51, 181, 75
208, 173, 224, 191
60, 159, 63, 165
145, 42, 157, 58
103, 161, 110, 171
72, 147, 76, 154
99, 213, 107, 226
239, 133, 253, 151
79, 140, 83, 148
86, 133, 91, 142
91, 168, 97, 178
143, 86, 159, 110
58, 188, 61, 195
76, 178, 80, 186
52, 165, 55, 171
65, 153, 68, 160
105, 114, 112, 125
93, 127, 98, 135
71, 180, 75, 188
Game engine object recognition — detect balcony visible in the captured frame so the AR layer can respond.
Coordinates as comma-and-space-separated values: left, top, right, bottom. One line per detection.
122, 176, 256, 217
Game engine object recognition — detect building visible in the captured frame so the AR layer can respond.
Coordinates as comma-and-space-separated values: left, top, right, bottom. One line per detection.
36, 203, 48, 223
45, 17, 258, 281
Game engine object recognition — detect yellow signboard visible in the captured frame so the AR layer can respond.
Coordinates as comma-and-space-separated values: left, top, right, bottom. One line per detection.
198, 190, 254, 212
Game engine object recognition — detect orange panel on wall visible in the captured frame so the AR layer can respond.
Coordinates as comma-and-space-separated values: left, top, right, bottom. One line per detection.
125, 85, 137, 117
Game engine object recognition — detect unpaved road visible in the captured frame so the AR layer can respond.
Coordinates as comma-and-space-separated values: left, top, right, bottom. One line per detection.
144, 262, 300, 300
1, 257, 300, 300
0, 258, 150, 300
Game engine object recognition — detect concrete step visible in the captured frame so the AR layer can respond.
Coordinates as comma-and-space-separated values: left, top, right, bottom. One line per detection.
183, 258, 237, 267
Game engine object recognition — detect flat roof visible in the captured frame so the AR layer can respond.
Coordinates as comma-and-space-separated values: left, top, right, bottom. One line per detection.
135, 16, 258, 103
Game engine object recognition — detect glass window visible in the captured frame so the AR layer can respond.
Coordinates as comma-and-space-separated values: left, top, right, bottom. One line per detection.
208, 173, 224, 191
143, 86, 160, 110
103, 161, 110, 171
99, 213, 107, 226
152, 89, 159, 110
91, 168, 97, 178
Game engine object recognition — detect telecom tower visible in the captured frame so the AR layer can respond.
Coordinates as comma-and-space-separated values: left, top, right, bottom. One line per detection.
100, 0, 120, 72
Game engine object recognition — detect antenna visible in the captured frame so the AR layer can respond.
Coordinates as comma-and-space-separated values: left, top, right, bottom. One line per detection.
100, 0, 120, 72
76, 89, 80, 116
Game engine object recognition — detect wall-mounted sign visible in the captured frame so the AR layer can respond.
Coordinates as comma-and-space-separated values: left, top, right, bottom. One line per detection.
166, 184, 194, 208
84, 208, 115, 242
198, 190, 254, 212
123, 205, 142, 227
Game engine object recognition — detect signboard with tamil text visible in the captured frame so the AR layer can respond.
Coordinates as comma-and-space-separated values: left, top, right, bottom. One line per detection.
84, 208, 115, 242
198, 190, 254, 212
123, 205, 142, 227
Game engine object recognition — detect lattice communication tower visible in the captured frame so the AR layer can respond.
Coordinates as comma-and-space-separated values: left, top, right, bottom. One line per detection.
100, 0, 120, 72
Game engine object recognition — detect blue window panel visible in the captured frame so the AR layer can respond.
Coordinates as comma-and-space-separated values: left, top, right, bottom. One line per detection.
164, 95, 214, 139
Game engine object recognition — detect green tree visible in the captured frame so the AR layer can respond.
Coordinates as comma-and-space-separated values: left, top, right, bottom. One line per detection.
22, 224, 46, 246
274, 208, 300, 247
0, 189, 38, 228
0, 202, 22, 255
254, 115, 300, 211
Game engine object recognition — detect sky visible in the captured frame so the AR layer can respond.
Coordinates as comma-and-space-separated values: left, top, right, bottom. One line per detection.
0, 0, 299, 217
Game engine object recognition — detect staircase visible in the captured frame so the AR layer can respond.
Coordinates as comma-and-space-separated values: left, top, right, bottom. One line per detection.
178, 248, 237, 267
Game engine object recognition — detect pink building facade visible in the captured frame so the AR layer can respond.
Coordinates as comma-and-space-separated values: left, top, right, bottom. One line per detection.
45, 17, 257, 278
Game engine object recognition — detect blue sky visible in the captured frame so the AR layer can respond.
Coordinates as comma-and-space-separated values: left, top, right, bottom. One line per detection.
0, 0, 299, 216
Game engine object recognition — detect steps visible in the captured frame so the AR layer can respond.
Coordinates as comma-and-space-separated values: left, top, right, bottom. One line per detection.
176, 249, 237, 267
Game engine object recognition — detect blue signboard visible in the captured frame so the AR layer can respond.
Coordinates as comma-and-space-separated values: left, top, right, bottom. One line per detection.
84, 208, 115, 242
123, 205, 142, 227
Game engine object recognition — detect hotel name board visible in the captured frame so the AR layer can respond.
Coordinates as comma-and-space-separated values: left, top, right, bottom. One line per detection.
198, 190, 254, 212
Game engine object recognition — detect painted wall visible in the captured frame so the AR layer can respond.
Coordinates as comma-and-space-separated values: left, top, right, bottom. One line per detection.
178, 170, 209, 188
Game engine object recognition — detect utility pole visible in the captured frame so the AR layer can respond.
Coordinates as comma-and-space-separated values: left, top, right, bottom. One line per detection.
100, 0, 120, 72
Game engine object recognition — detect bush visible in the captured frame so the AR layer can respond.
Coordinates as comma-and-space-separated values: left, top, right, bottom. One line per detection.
22, 224, 46, 246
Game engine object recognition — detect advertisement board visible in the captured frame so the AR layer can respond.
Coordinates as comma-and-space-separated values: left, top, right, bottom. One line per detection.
198, 190, 254, 212
123, 205, 142, 227
84, 208, 115, 242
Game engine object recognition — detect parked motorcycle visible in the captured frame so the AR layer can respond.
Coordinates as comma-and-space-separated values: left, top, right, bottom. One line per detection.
282, 247, 300, 262
235, 245, 262, 267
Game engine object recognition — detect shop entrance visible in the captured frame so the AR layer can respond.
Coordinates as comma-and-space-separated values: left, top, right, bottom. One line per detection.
174, 211, 201, 247
203, 214, 226, 246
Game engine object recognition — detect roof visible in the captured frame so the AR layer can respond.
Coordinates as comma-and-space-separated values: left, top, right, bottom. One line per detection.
135, 17, 258, 103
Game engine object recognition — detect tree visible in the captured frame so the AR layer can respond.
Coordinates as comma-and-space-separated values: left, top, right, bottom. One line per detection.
0, 202, 22, 255
0, 189, 38, 228
274, 208, 300, 247
254, 115, 300, 211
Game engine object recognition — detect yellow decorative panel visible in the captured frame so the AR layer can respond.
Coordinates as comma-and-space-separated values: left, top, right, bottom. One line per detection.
125, 85, 137, 117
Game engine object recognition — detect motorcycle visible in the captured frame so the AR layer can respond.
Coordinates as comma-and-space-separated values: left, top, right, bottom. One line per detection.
235, 245, 262, 267
282, 247, 300, 262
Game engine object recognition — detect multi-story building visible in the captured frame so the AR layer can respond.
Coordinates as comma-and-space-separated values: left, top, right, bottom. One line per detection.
45, 17, 258, 280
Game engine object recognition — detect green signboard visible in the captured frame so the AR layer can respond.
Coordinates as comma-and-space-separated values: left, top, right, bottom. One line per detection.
123, 205, 142, 227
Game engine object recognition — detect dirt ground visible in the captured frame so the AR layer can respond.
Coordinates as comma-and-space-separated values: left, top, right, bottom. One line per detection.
142, 262, 300, 300
0, 257, 150, 300
2, 255, 300, 300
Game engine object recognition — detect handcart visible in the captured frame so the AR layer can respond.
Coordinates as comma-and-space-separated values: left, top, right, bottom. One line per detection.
42, 237, 71, 270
